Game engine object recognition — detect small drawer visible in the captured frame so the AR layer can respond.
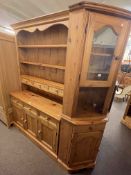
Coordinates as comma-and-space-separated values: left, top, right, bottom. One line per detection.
58, 89, 63, 97
12, 99, 23, 109
34, 82, 42, 89
17, 101, 23, 108
22, 78, 28, 84
41, 84, 49, 92
11, 97, 18, 104
39, 113, 58, 130
27, 80, 34, 86
73, 123, 106, 133
23, 105, 38, 116
30, 108, 38, 116
23, 105, 31, 112
48, 87, 58, 95
39, 112, 49, 120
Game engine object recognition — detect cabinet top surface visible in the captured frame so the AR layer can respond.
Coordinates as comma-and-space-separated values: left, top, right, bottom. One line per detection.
70, 1, 131, 19
11, 10, 69, 30
12, 1, 131, 30
11, 90, 62, 121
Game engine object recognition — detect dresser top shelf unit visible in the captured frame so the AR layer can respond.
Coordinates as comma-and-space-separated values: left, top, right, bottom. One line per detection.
11, 90, 62, 120
16, 15, 67, 99
20, 61, 65, 70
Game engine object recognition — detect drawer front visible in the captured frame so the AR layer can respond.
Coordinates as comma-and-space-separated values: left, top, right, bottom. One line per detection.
22, 78, 34, 86
23, 105, 37, 117
48, 87, 58, 96
21, 78, 28, 84
58, 89, 63, 97
73, 123, 106, 133
11, 98, 23, 109
37, 113, 59, 153
41, 84, 49, 92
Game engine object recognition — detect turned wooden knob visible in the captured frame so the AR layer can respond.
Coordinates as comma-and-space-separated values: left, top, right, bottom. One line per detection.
24, 119, 27, 123
114, 56, 121, 60
38, 130, 41, 134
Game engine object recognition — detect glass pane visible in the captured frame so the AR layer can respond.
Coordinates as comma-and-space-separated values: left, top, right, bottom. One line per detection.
87, 26, 118, 81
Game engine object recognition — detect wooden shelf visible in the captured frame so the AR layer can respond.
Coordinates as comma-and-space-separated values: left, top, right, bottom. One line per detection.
18, 44, 67, 48
11, 90, 62, 120
20, 61, 65, 70
88, 71, 108, 74
21, 75, 64, 97
91, 52, 112, 57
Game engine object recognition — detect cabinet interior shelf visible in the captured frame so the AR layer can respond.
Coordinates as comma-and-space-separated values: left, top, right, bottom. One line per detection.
11, 90, 62, 120
88, 71, 108, 74
91, 52, 112, 57
18, 44, 67, 48
21, 75, 64, 98
20, 61, 65, 70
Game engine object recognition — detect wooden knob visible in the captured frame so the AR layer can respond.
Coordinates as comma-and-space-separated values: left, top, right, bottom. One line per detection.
24, 120, 27, 123
114, 56, 121, 60
38, 130, 41, 134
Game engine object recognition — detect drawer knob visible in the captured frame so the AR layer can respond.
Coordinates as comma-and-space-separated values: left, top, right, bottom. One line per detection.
38, 130, 41, 134
24, 120, 27, 123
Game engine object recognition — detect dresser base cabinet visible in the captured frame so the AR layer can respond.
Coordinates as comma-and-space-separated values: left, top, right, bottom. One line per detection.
11, 93, 60, 155
13, 121, 58, 159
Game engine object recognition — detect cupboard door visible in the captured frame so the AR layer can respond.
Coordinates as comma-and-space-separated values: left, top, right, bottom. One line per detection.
12, 103, 24, 127
80, 12, 129, 87
23, 105, 38, 137
68, 131, 103, 166
37, 114, 59, 153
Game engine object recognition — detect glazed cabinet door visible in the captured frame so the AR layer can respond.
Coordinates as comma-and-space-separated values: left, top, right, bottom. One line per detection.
12, 99, 24, 127
23, 105, 38, 137
68, 131, 103, 166
37, 113, 59, 153
80, 12, 129, 87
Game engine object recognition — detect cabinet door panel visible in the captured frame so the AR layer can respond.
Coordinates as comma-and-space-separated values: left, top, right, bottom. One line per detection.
23, 105, 38, 137
80, 12, 129, 87
68, 131, 103, 166
37, 115, 59, 152
12, 105, 24, 127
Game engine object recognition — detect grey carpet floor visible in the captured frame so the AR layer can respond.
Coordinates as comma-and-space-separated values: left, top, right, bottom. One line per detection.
0, 101, 131, 175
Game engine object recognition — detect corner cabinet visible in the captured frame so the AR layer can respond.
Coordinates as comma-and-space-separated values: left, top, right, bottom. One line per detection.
11, 1, 131, 172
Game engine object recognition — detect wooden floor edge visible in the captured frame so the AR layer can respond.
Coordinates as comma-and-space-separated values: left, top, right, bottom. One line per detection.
57, 159, 96, 172
121, 119, 131, 129
13, 122, 57, 160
